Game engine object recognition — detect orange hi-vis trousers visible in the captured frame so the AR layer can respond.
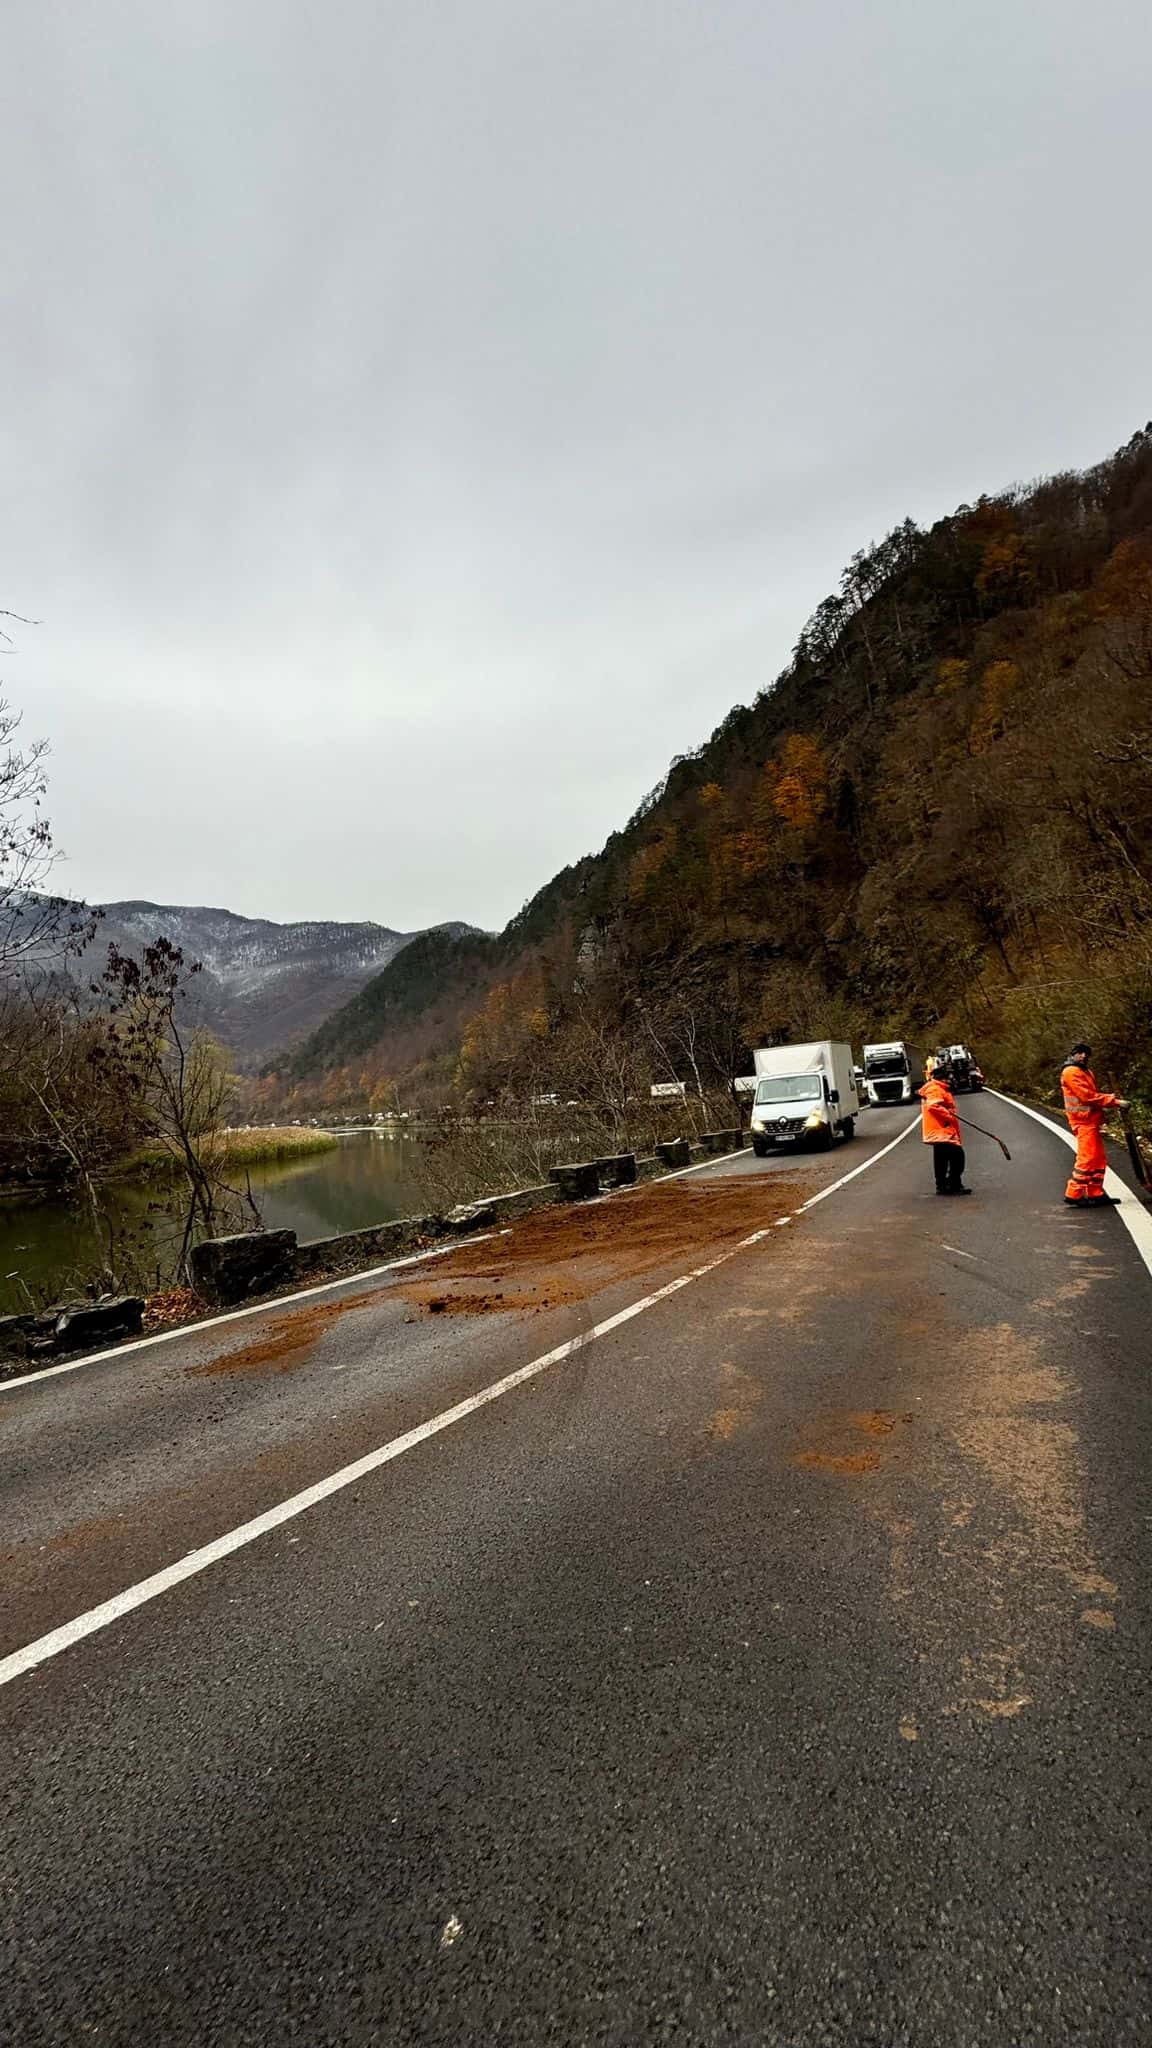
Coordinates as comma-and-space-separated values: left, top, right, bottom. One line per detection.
1065, 1118, 1107, 1201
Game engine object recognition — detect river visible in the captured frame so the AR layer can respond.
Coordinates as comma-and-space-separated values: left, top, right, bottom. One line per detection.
0, 1131, 435, 1315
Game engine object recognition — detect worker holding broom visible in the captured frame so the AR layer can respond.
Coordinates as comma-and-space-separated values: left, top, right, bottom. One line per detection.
1061, 1042, 1125, 1207
919, 1056, 971, 1196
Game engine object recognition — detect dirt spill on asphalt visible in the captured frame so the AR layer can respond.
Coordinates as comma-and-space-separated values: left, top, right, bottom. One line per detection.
791, 1409, 915, 1474
398, 1177, 810, 1322
706, 1359, 765, 1443
183, 1175, 808, 1372
794, 1448, 883, 1475
186, 1298, 358, 1378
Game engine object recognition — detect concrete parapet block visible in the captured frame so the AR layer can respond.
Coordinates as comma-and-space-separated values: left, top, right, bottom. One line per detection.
548, 1161, 602, 1201
191, 1228, 298, 1306
656, 1139, 691, 1168
588, 1152, 638, 1187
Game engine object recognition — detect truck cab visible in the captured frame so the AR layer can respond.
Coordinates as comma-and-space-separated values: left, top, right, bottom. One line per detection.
862, 1040, 915, 1106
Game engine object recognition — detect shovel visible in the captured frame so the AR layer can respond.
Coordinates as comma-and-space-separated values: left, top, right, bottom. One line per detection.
954, 1114, 1011, 1161
1120, 1106, 1152, 1194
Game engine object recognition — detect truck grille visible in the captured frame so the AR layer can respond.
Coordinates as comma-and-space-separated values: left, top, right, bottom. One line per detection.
873, 1081, 905, 1103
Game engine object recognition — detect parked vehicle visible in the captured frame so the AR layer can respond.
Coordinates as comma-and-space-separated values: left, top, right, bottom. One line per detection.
945, 1043, 980, 1092
749, 1042, 860, 1156
862, 1039, 917, 1106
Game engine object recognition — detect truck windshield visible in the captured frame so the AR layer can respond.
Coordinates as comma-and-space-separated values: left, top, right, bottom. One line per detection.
754, 1076, 821, 1104
865, 1054, 908, 1078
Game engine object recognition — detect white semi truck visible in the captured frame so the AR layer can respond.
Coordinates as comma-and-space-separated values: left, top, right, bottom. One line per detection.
748, 1041, 860, 1156
862, 1040, 917, 1106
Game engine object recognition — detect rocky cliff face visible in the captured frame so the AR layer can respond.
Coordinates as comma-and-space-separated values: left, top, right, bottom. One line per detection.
27, 900, 478, 1059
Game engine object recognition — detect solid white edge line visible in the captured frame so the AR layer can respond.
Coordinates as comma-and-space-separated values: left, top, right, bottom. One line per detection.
987, 1088, 1152, 1285
0, 1235, 503, 1394
0, 1112, 916, 1688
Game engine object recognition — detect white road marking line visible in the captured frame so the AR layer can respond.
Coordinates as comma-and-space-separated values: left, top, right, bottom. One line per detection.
0, 1234, 504, 1395
0, 1113, 915, 1689
796, 1118, 919, 1209
0, 1229, 774, 1689
942, 1244, 977, 1259
988, 1089, 1152, 1286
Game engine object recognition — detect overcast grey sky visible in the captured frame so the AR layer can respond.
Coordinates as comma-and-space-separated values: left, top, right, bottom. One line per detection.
4, 0, 1150, 932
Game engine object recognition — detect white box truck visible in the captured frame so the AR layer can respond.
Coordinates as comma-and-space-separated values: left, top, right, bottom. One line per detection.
749, 1042, 860, 1156
862, 1039, 916, 1106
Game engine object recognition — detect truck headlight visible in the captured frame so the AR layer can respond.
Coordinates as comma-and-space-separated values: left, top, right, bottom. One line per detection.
804, 1111, 824, 1129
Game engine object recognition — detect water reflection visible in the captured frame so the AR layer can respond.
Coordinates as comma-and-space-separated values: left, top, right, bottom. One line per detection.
0, 1133, 434, 1312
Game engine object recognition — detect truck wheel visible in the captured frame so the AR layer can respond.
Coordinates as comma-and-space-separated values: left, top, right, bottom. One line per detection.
840, 1117, 856, 1141
751, 1137, 770, 1158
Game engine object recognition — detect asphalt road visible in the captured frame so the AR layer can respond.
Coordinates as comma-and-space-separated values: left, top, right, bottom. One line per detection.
2, 1100, 1150, 2045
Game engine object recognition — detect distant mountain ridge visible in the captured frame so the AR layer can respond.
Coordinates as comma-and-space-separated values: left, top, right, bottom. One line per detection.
32, 899, 480, 1059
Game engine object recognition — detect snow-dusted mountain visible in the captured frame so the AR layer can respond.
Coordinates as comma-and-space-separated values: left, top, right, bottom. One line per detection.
38, 900, 478, 1059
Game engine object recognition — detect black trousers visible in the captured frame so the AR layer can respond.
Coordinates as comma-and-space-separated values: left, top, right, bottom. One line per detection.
931, 1141, 966, 1192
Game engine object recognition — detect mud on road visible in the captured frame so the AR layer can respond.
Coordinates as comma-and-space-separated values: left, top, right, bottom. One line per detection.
400, 1173, 814, 1320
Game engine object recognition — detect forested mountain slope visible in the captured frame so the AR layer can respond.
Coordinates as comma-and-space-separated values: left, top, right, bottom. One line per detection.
269, 424, 1152, 1115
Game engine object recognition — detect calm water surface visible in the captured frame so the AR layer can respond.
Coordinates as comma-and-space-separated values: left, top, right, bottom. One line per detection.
0, 1132, 435, 1314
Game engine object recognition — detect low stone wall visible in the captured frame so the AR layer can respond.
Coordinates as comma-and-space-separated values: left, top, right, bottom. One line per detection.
548, 1162, 601, 1201
587, 1153, 639, 1187
290, 1182, 560, 1285
191, 1229, 297, 1307
633, 1154, 667, 1182
0, 1294, 145, 1371
477, 1183, 559, 1223
290, 1215, 437, 1286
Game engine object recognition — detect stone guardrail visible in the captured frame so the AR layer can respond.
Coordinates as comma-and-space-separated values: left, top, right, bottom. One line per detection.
0, 1129, 749, 1354
193, 1130, 744, 1304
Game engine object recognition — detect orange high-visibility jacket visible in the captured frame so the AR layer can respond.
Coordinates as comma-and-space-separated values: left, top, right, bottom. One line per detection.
1060, 1062, 1118, 1127
919, 1077, 960, 1144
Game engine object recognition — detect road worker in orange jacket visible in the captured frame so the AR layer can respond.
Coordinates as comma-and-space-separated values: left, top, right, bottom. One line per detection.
1061, 1041, 1126, 1206
919, 1060, 970, 1195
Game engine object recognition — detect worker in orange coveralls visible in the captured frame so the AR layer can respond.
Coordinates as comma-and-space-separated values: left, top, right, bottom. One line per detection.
919, 1058, 970, 1195
1061, 1041, 1125, 1206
